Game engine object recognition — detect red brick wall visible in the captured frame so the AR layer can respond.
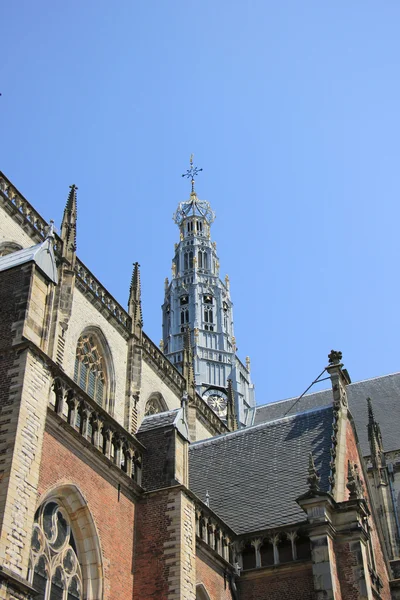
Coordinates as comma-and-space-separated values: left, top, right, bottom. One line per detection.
196, 553, 234, 600
38, 430, 136, 600
132, 492, 170, 599
334, 419, 391, 600
237, 563, 315, 600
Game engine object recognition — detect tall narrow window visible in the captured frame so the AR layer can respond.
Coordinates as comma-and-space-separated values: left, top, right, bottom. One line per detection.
74, 335, 107, 407
29, 501, 83, 600
204, 307, 214, 331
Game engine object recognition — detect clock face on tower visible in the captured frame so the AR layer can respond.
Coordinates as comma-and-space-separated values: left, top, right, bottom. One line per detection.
202, 388, 228, 418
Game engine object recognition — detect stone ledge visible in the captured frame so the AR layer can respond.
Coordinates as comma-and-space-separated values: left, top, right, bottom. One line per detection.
0, 565, 37, 599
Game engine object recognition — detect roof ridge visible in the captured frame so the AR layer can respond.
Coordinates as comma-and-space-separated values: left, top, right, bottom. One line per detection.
256, 371, 400, 413
190, 404, 333, 449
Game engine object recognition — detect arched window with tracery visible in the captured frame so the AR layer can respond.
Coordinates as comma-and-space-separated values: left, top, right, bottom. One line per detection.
0, 241, 23, 256
144, 393, 167, 416
74, 333, 108, 408
29, 500, 82, 600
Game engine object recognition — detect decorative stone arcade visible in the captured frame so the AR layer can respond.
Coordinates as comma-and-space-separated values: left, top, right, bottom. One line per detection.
162, 157, 255, 426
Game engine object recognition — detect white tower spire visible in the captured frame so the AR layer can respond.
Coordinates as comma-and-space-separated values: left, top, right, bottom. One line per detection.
162, 156, 255, 427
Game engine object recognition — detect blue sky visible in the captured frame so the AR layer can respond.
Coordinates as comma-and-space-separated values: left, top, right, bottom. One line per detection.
2, 1, 400, 405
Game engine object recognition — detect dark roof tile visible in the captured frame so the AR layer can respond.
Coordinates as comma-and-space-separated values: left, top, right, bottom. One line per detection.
189, 406, 333, 534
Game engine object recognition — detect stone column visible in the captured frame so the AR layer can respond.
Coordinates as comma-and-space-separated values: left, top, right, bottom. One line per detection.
251, 538, 262, 568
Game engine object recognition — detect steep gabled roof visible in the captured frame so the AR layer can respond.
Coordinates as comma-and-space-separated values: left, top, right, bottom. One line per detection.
0, 237, 58, 284
255, 372, 400, 456
189, 405, 333, 534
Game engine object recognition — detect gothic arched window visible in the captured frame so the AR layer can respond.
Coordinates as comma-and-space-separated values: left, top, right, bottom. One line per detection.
74, 334, 107, 407
144, 393, 167, 416
0, 241, 23, 256
29, 501, 82, 600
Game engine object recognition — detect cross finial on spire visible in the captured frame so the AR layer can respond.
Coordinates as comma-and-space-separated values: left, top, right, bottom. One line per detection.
182, 154, 203, 194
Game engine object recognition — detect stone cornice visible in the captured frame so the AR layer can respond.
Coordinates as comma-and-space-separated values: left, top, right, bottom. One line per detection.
196, 539, 235, 573
0, 565, 37, 599
238, 558, 312, 581
142, 332, 186, 395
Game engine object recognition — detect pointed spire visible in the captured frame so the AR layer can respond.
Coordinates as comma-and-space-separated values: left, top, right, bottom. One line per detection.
182, 325, 195, 395
60, 184, 77, 261
307, 452, 320, 492
367, 397, 385, 469
226, 379, 238, 431
128, 262, 143, 335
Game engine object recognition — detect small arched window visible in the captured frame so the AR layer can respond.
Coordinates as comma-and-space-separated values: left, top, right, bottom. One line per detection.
74, 334, 107, 407
144, 393, 167, 416
29, 501, 83, 600
0, 241, 23, 256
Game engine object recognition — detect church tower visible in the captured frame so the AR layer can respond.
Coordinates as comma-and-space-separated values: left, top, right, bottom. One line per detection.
162, 156, 255, 427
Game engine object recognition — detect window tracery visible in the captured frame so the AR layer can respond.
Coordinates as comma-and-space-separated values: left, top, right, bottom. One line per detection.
144, 394, 167, 416
29, 501, 82, 600
0, 241, 23, 256
74, 334, 106, 407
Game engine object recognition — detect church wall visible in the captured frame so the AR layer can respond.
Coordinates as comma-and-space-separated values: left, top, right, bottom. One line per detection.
335, 419, 391, 599
236, 562, 315, 600
133, 488, 196, 600
195, 416, 216, 442
195, 552, 234, 600
38, 429, 136, 600
0, 265, 52, 579
0, 206, 37, 249
63, 287, 128, 425
139, 359, 181, 422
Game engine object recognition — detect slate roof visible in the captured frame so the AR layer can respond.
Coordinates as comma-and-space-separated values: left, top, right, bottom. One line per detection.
189, 406, 333, 534
138, 409, 180, 432
255, 372, 400, 456
0, 238, 58, 283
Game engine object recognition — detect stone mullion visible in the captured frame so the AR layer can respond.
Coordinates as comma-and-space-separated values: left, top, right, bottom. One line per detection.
125, 446, 133, 476
53, 380, 66, 415
202, 517, 209, 543
66, 392, 79, 428
90, 413, 103, 448
103, 427, 114, 459
288, 530, 298, 561
270, 533, 280, 565
114, 435, 123, 468
134, 451, 142, 485
251, 537, 262, 568
79, 403, 91, 439
215, 528, 222, 555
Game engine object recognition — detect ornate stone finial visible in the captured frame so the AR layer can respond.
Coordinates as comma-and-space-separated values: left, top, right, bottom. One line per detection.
129, 262, 143, 331
328, 350, 342, 365
194, 327, 199, 339
367, 397, 385, 470
307, 452, 321, 492
205, 490, 210, 507
164, 277, 169, 291
212, 241, 217, 250
182, 154, 203, 194
226, 379, 238, 431
231, 336, 236, 352
60, 184, 78, 258
346, 461, 364, 500
225, 274, 230, 289
180, 231, 184, 241
159, 339, 164, 352
45, 219, 56, 239
171, 262, 176, 276
246, 356, 251, 371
